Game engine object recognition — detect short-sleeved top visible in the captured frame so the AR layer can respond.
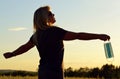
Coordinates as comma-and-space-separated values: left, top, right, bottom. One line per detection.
30, 27, 67, 70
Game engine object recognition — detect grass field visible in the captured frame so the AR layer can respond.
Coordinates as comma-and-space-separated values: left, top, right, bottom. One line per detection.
0, 76, 100, 79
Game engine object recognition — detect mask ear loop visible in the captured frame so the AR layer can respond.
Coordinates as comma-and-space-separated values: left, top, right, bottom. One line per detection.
104, 41, 114, 63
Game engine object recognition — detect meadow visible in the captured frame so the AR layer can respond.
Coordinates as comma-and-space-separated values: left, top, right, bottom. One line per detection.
0, 76, 100, 79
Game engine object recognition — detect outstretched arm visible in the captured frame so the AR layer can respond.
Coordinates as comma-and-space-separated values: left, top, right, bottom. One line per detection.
3, 40, 35, 59
63, 32, 110, 41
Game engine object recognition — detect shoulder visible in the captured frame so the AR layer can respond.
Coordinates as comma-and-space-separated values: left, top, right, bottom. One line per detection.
47, 26, 67, 32
48, 26, 68, 40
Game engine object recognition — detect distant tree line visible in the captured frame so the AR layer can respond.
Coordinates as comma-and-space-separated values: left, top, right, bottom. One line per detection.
0, 70, 37, 77
64, 64, 120, 79
1, 64, 120, 79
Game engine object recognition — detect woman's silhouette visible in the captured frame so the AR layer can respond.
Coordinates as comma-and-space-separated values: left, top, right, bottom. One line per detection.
3, 6, 110, 79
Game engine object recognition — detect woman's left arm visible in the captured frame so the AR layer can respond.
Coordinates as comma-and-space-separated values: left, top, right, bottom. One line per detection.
63, 31, 110, 41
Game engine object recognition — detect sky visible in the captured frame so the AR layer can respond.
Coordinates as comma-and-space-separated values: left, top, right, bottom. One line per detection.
0, 0, 120, 71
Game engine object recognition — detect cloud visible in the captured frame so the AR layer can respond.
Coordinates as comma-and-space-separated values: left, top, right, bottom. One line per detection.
8, 27, 27, 31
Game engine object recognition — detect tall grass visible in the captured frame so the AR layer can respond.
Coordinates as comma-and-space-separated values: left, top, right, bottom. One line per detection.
0, 76, 100, 79
0, 76, 37, 79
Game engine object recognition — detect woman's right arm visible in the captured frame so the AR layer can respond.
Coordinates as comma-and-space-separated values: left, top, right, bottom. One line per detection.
3, 40, 35, 59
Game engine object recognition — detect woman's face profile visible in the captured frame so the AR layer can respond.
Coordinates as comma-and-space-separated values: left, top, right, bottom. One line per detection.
48, 11, 56, 24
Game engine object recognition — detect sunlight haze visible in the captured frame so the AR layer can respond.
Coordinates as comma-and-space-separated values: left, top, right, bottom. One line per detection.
0, 0, 120, 71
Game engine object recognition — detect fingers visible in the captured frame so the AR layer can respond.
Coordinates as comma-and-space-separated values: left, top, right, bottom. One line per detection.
99, 34, 110, 41
3, 53, 9, 59
105, 35, 110, 41
3, 53, 13, 59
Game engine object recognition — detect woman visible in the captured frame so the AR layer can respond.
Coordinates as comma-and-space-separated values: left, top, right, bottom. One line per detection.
3, 6, 110, 79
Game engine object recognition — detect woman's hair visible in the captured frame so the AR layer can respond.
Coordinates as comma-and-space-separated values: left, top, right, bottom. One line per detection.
33, 6, 50, 31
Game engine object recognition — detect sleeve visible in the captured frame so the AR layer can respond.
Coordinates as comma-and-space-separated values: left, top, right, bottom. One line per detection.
30, 33, 37, 45
50, 27, 67, 41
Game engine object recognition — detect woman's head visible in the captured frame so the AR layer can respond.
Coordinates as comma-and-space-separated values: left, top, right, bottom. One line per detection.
33, 6, 55, 31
